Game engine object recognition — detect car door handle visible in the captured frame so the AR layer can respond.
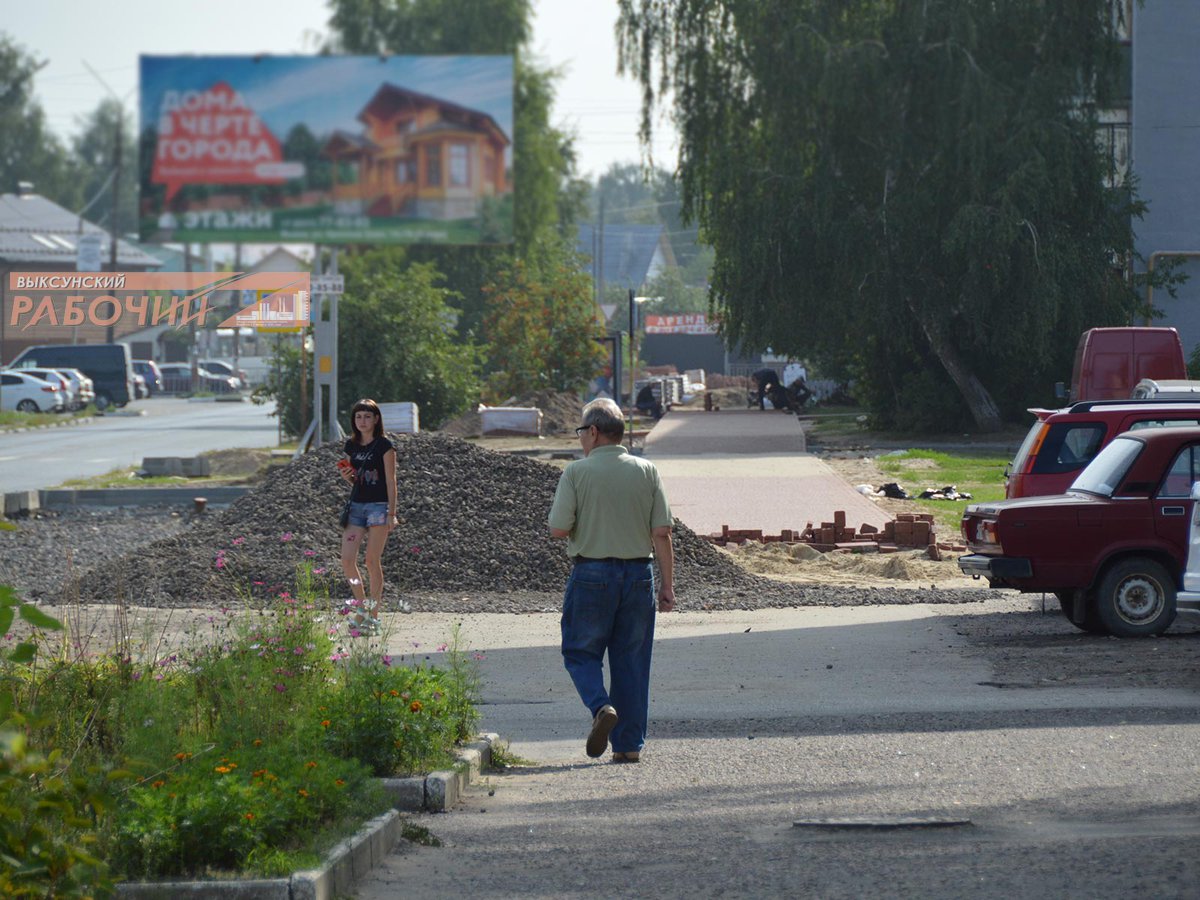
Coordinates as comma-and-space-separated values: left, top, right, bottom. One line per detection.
1160, 506, 1187, 516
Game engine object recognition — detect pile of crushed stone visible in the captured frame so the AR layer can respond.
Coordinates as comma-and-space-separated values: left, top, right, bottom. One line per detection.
66, 433, 770, 608
438, 390, 584, 437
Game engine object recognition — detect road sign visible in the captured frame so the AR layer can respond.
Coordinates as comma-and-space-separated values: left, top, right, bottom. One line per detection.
311, 275, 344, 295
76, 233, 103, 272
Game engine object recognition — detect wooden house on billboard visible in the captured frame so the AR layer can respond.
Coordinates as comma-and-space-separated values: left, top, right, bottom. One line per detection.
321, 83, 510, 220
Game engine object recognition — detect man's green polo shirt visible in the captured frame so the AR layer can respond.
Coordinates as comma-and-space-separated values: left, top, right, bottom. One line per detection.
549, 444, 672, 559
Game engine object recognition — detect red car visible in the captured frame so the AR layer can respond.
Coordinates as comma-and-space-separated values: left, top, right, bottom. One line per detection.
960, 426, 1200, 637
1006, 400, 1200, 498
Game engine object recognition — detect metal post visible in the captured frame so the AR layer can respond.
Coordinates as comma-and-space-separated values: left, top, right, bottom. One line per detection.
328, 248, 339, 443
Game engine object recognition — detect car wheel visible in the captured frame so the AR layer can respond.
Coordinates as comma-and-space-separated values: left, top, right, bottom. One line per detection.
16, 399, 38, 413
1055, 591, 1107, 634
1094, 557, 1177, 637
95, 391, 112, 411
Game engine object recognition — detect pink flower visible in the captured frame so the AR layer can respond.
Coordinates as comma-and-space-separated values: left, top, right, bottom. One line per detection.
436, 643, 448, 653
253, 581, 264, 586
303, 549, 316, 557
314, 567, 327, 575
214, 557, 226, 570
273, 683, 286, 693
410, 546, 421, 554
280, 532, 294, 542
382, 654, 392, 667
294, 647, 305, 655
232, 537, 246, 546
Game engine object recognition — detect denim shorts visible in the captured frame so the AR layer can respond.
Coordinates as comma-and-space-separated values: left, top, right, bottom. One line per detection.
346, 501, 390, 528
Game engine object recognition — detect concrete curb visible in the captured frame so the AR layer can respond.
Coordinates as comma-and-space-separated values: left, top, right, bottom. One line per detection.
34, 486, 254, 509
0, 414, 98, 434
115, 734, 498, 899
380, 733, 496, 812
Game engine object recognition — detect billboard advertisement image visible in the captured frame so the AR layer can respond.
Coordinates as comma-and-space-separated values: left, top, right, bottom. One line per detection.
139, 55, 514, 245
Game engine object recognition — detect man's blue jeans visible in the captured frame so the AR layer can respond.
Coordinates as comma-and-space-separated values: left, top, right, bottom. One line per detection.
561, 558, 656, 754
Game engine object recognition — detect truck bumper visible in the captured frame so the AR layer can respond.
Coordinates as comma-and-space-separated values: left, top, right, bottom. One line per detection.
958, 554, 1033, 580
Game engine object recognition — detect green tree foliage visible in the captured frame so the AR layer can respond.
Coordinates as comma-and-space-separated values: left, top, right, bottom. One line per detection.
617, 0, 1164, 430
337, 253, 481, 427
72, 97, 137, 234
325, 0, 588, 340
0, 35, 82, 208
251, 340, 307, 438
483, 253, 606, 400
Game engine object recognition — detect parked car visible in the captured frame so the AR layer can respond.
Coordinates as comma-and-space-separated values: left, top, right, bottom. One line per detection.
8, 343, 133, 410
0, 370, 64, 413
14, 367, 77, 411
198, 360, 247, 390
54, 368, 94, 409
1005, 400, 1200, 498
157, 364, 238, 394
132, 360, 164, 395
960, 426, 1200, 637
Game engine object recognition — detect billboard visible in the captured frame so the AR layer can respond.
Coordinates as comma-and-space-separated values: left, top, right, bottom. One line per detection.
139, 55, 514, 245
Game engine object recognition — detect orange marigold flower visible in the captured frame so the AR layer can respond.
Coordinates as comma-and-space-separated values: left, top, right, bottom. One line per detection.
305, 761, 318, 769
215, 765, 231, 774
174, 752, 191, 761
298, 788, 309, 798
252, 769, 268, 778
151, 780, 166, 789
410, 700, 423, 713
334, 778, 346, 787
389, 690, 399, 697
253, 739, 263, 747
321, 720, 331, 728
244, 812, 255, 821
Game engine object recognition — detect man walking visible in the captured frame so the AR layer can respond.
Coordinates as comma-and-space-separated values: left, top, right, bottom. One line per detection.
549, 398, 675, 762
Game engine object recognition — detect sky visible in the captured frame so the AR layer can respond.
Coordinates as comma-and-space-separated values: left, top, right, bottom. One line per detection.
18, 0, 678, 181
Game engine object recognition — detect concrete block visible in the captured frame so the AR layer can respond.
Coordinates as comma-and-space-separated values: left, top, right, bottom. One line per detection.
180, 457, 211, 477
4, 491, 38, 516
381, 776, 425, 810
457, 747, 482, 781
425, 770, 459, 810
142, 457, 183, 476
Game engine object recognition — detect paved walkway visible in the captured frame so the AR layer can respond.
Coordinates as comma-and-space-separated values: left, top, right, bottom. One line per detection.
353, 607, 1200, 899
644, 408, 891, 536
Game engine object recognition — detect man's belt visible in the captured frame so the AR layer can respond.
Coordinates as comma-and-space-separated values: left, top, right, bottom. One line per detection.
573, 556, 652, 565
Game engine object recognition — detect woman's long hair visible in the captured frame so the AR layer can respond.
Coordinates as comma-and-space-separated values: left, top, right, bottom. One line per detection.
349, 398, 384, 443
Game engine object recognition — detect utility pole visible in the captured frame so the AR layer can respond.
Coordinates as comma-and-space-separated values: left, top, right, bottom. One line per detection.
105, 108, 122, 343
82, 60, 132, 345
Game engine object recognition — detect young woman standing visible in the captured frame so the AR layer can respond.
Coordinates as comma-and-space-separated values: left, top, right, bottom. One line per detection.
339, 398, 407, 628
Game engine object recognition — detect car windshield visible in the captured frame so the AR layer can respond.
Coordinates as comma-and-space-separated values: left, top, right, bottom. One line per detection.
1070, 435, 1144, 496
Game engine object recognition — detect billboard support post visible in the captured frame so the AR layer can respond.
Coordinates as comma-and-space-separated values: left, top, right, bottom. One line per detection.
312, 247, 341, 446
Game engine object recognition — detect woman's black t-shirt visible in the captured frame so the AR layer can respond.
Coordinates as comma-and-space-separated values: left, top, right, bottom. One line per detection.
343, 436, 394, 503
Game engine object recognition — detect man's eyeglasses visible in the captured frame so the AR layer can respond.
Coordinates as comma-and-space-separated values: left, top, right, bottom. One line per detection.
574, 424, 592, 435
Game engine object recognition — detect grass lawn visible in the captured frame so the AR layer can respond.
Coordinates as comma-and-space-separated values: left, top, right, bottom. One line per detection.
0, 408, 93, 431
875, 448, 1010, 533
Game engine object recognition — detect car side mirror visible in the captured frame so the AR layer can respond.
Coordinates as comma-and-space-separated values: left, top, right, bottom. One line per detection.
1054, 381, 1067, 400
1191, 482, 1200, 502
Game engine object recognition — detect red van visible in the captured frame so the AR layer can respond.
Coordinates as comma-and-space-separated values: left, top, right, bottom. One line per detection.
1065, 327, 1186, 403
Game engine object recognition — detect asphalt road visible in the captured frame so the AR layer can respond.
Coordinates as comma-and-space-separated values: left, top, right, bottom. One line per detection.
351, 598, 1200, 899
0, 397, 281, 492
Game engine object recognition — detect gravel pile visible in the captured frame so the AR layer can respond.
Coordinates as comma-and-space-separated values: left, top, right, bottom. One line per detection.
3, 434, 990, 612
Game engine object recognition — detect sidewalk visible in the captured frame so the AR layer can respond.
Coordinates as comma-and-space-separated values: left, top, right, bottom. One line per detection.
644, 408, 891, 535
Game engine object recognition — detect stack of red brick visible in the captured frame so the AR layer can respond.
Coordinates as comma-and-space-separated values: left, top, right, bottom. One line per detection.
707, 511, 966, 557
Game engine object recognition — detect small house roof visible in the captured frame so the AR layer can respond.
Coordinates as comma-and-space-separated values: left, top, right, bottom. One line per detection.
576, 223, 671, 290
0, 193, 161, 268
